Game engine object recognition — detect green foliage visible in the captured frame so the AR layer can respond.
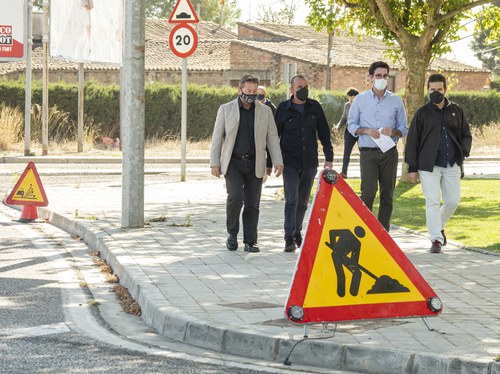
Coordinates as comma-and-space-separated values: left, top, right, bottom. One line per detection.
344, 178, 500, 252
257, 0, 299, 24
305, 1, 496, 61
1, 80, 499, 142
491, 76, 500, 91
304, 0, 498, 122
470, 3, 500, 76
448, 91, 500, 127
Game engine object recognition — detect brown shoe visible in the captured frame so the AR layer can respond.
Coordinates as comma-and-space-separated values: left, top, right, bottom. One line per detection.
340, 172, 347, 179
430, 240, 442, 253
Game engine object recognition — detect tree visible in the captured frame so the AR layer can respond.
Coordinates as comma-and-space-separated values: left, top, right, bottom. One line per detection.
257, 0, 298, 24
305, 0, 499, 121
470, 0, 500, 75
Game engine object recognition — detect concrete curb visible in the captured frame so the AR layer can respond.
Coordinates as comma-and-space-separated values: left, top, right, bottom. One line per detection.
23, 204, 497, 374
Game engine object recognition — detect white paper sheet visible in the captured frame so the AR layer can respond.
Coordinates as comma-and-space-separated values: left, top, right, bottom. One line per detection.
371, 128, 396, 153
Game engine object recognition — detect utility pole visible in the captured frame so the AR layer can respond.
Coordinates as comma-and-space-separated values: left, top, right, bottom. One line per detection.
42, 0, 49, 155
325, 3, 334, 90
121, 0, 145, 228
219, 0, 224, 27
77, 63, 84, 152
326, 31, 333, 90
24, 0, 33, 156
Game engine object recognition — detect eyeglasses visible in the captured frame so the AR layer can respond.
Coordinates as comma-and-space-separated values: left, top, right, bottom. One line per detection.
373, 74, 390, 79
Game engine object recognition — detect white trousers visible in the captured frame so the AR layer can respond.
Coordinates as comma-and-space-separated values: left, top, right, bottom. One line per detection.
418, 164, 461, 244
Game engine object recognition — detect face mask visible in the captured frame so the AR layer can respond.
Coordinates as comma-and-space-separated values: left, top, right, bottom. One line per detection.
256, 93, 265, 101
240, 92, 257, 104
295, 87, 309, 101
429, 90, 445, 104
373, 78, 388, 91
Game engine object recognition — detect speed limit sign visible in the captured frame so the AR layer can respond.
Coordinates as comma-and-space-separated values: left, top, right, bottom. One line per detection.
169, 23, 198, 58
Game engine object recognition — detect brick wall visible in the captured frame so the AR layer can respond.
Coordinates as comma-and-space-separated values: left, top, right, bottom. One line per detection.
237, 25, 287, 42
9, 69, 226, 86
3, 57, 489, 92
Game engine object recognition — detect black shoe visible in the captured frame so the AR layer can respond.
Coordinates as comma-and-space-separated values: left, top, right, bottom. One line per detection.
226, 235, 238, 251
441, 230, 447, 246
244, 243, 260, 253
430, 240, 442, 253
284, 238, 296, 252
294, 233, 303, 247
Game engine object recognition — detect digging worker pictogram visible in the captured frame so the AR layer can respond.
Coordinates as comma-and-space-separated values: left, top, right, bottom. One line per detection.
325, 225, 410, 297
325, 226, 365, 297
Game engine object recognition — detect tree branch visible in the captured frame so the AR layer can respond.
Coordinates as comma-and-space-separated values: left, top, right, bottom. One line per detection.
341, 0, 360, 8
371, 0, 412, 46
436, 0, 494, 23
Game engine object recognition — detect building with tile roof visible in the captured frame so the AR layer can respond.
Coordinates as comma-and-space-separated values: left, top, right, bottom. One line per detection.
0, 19, 489, 91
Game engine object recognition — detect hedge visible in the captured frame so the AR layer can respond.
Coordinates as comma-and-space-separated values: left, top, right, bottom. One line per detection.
0, 79, 498, 141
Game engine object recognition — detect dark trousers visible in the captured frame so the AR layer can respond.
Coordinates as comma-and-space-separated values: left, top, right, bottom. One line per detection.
359, 147, 398, 231
224, 159, 262, 245
342, 129, 358, 174
283, 166, 318, 240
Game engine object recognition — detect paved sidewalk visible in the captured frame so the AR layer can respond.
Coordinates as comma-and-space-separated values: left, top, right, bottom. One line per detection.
4, 175, 500, 374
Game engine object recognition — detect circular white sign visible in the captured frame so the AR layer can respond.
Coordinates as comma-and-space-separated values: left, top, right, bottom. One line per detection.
169, 24, 198, 58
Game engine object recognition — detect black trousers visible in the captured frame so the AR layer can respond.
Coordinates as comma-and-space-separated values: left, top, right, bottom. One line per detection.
342, 129, 358, 174
224, 159, 263, 245
359, 147, 398, 231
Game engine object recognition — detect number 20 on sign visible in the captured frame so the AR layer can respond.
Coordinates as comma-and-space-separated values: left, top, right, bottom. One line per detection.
169, 23, 198, 58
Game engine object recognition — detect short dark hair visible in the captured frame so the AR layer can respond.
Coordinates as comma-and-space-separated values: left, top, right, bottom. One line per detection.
290, 75, 307, 86
368, 61, 390, 76
239, 74, 259, 89
427, 73, 447, 90
346, 87, 359, 97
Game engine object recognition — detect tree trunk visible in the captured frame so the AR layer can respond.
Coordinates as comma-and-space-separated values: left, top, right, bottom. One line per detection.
400, 48, 430, 181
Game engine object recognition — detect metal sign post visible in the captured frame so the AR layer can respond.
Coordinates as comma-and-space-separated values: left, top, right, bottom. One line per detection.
169, 0, 199, 182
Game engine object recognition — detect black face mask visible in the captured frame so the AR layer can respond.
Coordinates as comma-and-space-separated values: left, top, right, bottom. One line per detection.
256, 94, 265, 101
295, 87, 309, 101
240, 92, 257, 104
429, 90, 445, 104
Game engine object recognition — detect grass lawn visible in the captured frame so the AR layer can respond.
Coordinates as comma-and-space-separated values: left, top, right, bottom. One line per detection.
342, 178, 500, 253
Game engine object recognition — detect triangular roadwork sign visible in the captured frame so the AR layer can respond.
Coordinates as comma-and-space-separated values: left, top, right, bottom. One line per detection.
168, 0, 199, 24
284, 170, 442, 324
5, 161, 48, 207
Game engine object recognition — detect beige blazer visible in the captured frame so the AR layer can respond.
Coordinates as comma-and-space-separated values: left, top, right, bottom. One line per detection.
210, 98, 283, 178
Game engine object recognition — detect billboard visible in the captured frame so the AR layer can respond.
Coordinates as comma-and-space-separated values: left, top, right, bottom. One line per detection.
0, 0, 27, 61
50, 0, 123, 65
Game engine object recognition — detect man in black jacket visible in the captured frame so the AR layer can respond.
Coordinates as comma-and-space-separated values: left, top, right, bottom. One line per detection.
275, 75, 334, 252
405, 74, 472, 253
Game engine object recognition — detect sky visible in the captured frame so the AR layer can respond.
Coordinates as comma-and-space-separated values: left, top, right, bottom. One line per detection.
234, 0, 483, 68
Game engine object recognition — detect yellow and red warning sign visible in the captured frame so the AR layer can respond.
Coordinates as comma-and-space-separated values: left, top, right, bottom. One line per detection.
6, 161, 48, 207
284, 170, 442, 324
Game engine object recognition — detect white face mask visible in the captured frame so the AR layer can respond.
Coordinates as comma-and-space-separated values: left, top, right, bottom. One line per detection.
373, 78, 388, 91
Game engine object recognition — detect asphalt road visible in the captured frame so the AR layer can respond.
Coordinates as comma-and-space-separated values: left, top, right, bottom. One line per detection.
0, 207, 358, 374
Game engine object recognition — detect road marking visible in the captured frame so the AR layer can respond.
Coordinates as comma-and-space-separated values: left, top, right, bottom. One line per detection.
0, 322, 70, 339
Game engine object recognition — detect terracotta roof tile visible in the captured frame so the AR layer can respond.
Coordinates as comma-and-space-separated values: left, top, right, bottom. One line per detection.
146, 19, 236, 41
0, 21, 487, 76
238, 22, 488, 72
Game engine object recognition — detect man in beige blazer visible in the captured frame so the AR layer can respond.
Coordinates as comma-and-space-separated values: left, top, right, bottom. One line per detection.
210, 75, 283, 253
